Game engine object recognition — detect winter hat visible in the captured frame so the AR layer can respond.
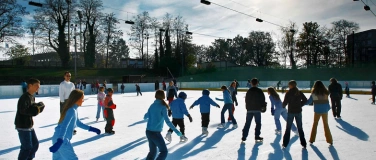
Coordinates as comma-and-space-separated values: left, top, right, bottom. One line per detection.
178, 92, 187, 99
202, 89, 210, 95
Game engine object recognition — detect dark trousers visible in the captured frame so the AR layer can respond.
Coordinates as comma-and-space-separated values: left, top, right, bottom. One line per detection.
167, 97, 174, 104
163, 85, 166, 91
146, 130, 168, 160
201, 113, 210, 127
168, 118, 185, 135
372, 94, 375, 103
121, 89, 124, 94
331, 98, 342, 117
59, 101, 66, 114
137, 90, 142, 96
221, 103, 237, 124
104, 108, 115, 132
283, 113, 306, 147
18, 129, 39, 160
241, 111, 261, 141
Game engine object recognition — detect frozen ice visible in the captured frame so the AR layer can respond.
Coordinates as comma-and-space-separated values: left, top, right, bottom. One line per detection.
1, 90, 375, 159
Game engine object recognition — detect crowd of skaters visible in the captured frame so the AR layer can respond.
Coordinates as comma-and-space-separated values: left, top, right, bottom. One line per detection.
14, 70, 376, 160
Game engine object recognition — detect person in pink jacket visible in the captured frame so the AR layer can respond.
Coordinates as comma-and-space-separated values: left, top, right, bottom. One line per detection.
96, 87, 106, 122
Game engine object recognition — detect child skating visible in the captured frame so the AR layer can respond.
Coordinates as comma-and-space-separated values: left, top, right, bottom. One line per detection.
144, 90, 182, 160
165, 92, 193, 142
268, 87, 298, 135
216, 85, 238, 129
104, 88, 117, 134
166, 81, 178, 104
190, 89, 220, 135
96, 87, 106, 122
228, 81, 238, 122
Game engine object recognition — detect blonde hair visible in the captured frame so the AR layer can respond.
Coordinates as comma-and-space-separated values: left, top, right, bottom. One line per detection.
59, 90, 84, 123
155, 90, 169, 110
99, 86, 104, 92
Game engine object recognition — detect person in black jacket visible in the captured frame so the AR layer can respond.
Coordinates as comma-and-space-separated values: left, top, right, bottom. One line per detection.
282, 80, 307, 149
14, 78, 45, 160
372, 81, 376, 104
242, 78, 265, 142
328, 78, 343, 119
136, 84, 142, 96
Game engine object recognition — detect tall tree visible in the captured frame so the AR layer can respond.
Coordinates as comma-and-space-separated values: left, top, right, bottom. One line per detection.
128, 11, 150, 60
79, 0, 103, 67
296, 22, 321, 67
5, 44, 30, 65
102, 13, 122, 68
164, 29, 172, 58
330, 19, 359, 66
109, 38, 129, 67
246, 31, 277, 66
0, 0, 29, 45
280, 22, 298, 69
32, 0, 74, 67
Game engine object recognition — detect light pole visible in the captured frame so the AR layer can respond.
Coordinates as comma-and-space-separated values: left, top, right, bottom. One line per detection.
66, 0, 71, 68
77, 11, 82, 54
71, 24, 78, 78
182, 31, 193, 77
144, 33, 149, 68
30, 27, 35, 56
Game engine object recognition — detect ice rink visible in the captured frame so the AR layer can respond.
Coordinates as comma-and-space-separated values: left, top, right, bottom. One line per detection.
1, 90, 375, 160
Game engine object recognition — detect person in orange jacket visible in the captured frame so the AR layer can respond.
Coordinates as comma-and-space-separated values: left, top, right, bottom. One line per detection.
104, 88, 116, 134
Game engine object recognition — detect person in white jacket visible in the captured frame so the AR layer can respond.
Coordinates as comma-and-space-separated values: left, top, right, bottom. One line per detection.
59, 71, 75, 113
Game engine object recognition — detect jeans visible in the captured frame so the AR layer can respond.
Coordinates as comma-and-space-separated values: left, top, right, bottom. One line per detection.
201, 113, 210, 127
241, 111, 261, 141
227, 104, 235, 121
274, 108, 297, 131
310, 113, 332, 143
283, 113, 306, 147
331, 98, 342, 117
18, 129, 39, 160
96, 102, 104, 119
221, 103, 237, 124
146, 130, 168, 160
137, 90, 142, 96
52, 137, 78, 160
168, 118, 185, 135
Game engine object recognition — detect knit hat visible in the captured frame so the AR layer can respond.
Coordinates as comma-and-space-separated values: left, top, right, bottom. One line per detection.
178, 92, 187, 99
202, 89, 210, 95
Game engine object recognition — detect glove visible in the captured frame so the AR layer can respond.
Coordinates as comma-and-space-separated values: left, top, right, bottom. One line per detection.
49, 138, 63, 153
109, 104, 116, 109
189, 106, 194, 110
37, 102, 45, 113
175, 131, 182, 137
216, 105, 220, 108
187, 114, 193, 122
235, 101, 238, 106
89, 126, 101, 135
168, 110, 172, 117
271, 108, 275, 116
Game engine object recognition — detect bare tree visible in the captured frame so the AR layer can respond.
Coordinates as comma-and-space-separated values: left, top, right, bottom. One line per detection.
280, 22, 298, 69
128, 11, 151, 60
102, 13, 122, 68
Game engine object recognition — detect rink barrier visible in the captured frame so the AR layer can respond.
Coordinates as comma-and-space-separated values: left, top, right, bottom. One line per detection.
0, 81, 372, 98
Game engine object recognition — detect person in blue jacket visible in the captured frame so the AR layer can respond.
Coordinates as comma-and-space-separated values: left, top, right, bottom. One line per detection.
190, 89, 220, 135
216, 85, 238, 129
165, 92, 192, 142
49, 90, 101, 159
305, 80, 333, 145
144, 90, 182, 160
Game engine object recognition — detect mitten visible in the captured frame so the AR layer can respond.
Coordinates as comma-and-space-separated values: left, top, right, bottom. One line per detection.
187, 114, 193, 122
108, 101, 113, 106
37, 102, 45, 113
189, 105, 194, 110
168, 110, 172, 117
89, 126, 101, 135
49, 138, 63, 153
271, 108, 275, 116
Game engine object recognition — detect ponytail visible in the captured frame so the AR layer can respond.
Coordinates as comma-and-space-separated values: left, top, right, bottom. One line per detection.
155, 90, 170, 110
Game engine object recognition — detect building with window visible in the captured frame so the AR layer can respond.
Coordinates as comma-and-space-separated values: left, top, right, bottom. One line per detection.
347, 29, 376, 63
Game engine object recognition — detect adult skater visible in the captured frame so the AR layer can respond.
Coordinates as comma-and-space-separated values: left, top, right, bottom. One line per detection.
241, 78, 265, 143
144, 90, 182, 160
49, 90, 101, 159
166, 81, 178, 104
59, 71, 76, 134
282, 80, 308, 149
328, 78, 343, 119
15, 78, 45, 160
216, 85, 238, 129
371, 81, 376, 104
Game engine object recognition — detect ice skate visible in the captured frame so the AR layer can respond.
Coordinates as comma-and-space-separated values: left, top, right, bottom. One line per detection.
180, 135, 188, 142
275, 129, 281, 135
255, 137, 263, 143
217, 123, 225, 128
105, 130, 115, 134
232, 124, 238, 129
96, 118, 99, 122
202, 127, 209, 135
165, 132, 172, 142
337, 116, 341, 119
302, 145, 307, 149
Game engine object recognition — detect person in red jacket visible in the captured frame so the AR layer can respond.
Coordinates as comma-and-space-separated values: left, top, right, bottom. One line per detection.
104, 88, 116, 134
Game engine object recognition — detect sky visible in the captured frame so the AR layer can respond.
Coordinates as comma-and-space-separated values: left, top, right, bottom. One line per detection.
1, 0, 376, 59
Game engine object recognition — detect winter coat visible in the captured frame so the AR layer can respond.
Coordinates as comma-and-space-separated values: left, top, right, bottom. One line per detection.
282, 87, 307, 113
191, 95, 219, 113
245, 87, 265, 111
170, 98, 190, 119
144, 99, 178, 132
15, 92, 39, 129
328, 82, 343, 100
166, 86, 178, 99
306, 93, 331, 114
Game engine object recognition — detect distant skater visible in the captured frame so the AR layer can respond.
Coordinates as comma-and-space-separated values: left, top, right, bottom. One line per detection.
96, 87, 106, 122
328, 78, 343, 119
372, 81, 376, 105
136, 84, 142, 96
166, 81, 178, 104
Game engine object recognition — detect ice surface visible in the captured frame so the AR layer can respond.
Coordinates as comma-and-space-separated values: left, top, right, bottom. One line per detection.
1, 90, 376, 160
